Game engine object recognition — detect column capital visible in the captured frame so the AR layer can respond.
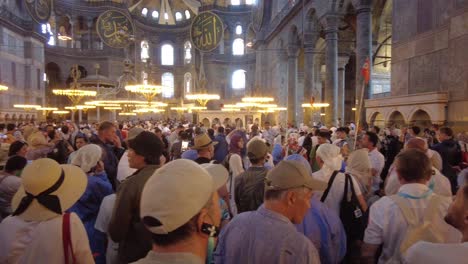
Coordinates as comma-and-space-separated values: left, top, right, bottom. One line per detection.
287, 45, 299, 58
351, 0, 372, 13
320, 14, 341, 34
338, 55, 350, 70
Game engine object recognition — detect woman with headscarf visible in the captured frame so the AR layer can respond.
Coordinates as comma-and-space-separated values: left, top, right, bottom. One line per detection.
286, 154, 347, 264
346, 148, 373, 198
69, 144, 113, 264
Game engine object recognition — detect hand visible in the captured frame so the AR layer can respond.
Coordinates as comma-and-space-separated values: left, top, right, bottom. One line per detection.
112, 134, 122, 148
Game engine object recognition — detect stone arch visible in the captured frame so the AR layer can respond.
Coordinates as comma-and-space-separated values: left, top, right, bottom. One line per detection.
370, 112, 385, 128
254, 117, 260, 124
18, 114, 24, 121
25, 114, 30, 120
213, 118, 220, 125
202, 118, 210, 128
388, 110, 406, 128
223, 118, 231, 126
45, 62, 62, 88
410, 109, 432, 129
288, 25, 300, 46
235, 118, 243, 128
31, 114, 36, 121
12, 114, 17, 121
4, 114, 10, 121
305, 8, 319, 32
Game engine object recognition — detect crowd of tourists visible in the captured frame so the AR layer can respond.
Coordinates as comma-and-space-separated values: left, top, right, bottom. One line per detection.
0, 119, 467, 264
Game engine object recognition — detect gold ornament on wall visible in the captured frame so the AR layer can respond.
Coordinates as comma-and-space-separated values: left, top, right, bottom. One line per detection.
96, 10, 134, 49
25, 0, 52, 24
190, 11, 224, 52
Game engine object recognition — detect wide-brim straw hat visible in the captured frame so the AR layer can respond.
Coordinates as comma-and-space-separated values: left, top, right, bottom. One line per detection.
11, 158, 87, 221
192, 133, 218, 150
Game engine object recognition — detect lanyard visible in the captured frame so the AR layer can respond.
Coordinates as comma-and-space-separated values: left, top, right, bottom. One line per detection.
398, 188, 433, 199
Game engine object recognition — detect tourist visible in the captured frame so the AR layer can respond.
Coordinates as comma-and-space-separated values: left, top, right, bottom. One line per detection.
169, 130, 188, 161
385, 137, 452, 197
25, 130, 55, 160
0, 158, 93, 263
47, 128, 74, 164
116, 127, 144, 183
4, 123, 16, 144
8, 140, 28, 158
213, 126, 228, 163
333, 127, 351, 159
432, 127, 463, 193
193, 133, 217, 164
214, 160, 321, 263
0, 156, 27, 219
346, 148, 373, 198
405, 183, 468, 263
91, 121, 126, 190
69, 144, 113, 263
310, 130, 331, 172
95, 193, 118, 264
135, 160, 227, 264
224, 133, 245, 215
361, 131, 385, 193
109, 131, 163, 263
234, 139, 269, 213
67, 133, 90, 163
362, 149, 460, 263
286, 154, 347, 263
262, 121, 276, 145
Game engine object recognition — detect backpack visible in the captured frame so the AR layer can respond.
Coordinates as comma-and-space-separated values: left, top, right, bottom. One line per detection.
321, 171, 367, 242
389, 194, 446, 255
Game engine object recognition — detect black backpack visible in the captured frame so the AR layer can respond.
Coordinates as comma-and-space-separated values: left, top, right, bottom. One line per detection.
321, 171, 367, 242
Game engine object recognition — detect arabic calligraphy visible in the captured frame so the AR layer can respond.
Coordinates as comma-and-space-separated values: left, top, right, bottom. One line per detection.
191, 12, 223, 52
25, 0, 51, 23
97, 10, 134, 49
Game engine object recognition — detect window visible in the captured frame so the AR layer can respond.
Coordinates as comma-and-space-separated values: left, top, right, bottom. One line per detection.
141, 8, 148, 17
185, 10, 191, 19
161, 72, 174, 98
246, 0, 255, 4
41, 24, 47, 34
231, 0, 241, 5
175, 12, 183, 21
161, 44, 174, 65
184, 41, 192, 64
43, 72, 47, 82
184, 72, 192, 94
41, 23, 55, 46
232, 70, 246, 90
232, 38, 244, 55
152, 10, 159, 19
140, 40, 150, 62
235, 25, 242, 35
164, 12, 169, 20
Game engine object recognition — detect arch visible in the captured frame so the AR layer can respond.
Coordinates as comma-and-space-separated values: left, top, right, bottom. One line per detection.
410, 109, 432, 128
235, 118, 243, 128
45, 62, 62, 88
306, 8, 319, 32
388, 110, 406, 128
141, 8, 148, 17
231, 0, 241, 5
4, 114, 10, 121
235, 24, 243, 35
25, 114, 30, 120
161, 72, 174, 98
288, 25, 300, 46
141, 40, 149, 62
175, 12, 183, 21
254, 117, 260, 124
31, 114, 36, 121
184, 41, 192, 64
213, 118, 220, 125
370, 112, 385, 128
232, 38, 244, 55
161, 44, 174, 65
184, 72, 192, 94
202, 118, 210, 128
152, 10, 159, 19
12, 114, 17, 121
223, 118, 231, 126
232, 69, 246, 90
19, 114, 24, 121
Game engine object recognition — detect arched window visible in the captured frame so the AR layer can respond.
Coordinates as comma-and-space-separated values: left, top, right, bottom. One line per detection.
232, 38, 244, 55
164, 12, 169, 20
175, 12, 183, 21
152, 10, 159, 19
231, 0, 241, 5
184, 72, 192, 94
184, 41, 192, 64
246, 0, 255, 4
141, 8, 148, 17
140, 40, 149, 62
235, 25, 242, 35
185, 10, 191, 19
162, 72, 174, 98
161, 44, 174, 65
232, 70, 246, 90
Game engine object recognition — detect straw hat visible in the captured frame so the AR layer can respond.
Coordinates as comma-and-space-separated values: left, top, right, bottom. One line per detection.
27, 131, 49, 149
193, 133, 217, 150
11, 158, 87, 221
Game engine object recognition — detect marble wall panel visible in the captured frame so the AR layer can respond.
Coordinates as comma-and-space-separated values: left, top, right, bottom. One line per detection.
390, 60, 409, 96
409, 52, 440, 94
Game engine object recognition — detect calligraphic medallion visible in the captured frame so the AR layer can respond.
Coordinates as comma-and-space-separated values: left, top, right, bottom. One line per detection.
97, 10, 134, 49
25, 0, 52, 24
190, 11, 224, 52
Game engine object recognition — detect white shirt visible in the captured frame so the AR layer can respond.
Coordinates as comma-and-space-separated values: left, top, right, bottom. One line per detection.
368, 148, 385, 192
0, 214, 93, 264
364, 184, 461, 264
227, 153, 244, 216
385, 165, 452, 197
404, 241, 468, 264
117, 151, 137, 182
312, 167, 363, 216
95, 194, 118, 264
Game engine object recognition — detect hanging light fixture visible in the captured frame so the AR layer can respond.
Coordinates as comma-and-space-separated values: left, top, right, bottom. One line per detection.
57, 25, 72, 41
0, 84, 8, 91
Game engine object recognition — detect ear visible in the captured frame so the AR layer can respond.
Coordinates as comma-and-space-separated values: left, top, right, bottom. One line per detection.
286, 190, 297, 206
196, 208, 209, 231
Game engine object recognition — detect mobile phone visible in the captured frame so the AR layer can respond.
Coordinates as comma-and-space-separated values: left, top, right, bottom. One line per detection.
181, 141, 189, 152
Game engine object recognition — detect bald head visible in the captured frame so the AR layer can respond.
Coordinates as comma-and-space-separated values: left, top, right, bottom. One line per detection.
406, 137, 428, 151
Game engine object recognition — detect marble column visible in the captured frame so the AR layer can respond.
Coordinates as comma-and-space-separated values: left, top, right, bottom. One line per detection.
303, 32, 319, 127
321, 14, 340, 127
87, 18, 93, 50
287, 45, 299, 126
277, 49, 289, 126
352, 0, 372, 123
337, 56, 349, 126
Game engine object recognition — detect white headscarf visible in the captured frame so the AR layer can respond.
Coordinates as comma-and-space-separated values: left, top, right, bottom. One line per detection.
316, 143, 343, 171
71, 144, 102, 173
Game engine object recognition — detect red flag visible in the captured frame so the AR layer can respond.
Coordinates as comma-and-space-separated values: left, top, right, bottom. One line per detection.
361, 57, 370, 85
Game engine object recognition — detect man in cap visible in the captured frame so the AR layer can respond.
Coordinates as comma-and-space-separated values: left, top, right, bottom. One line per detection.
134, 160, 228, 264
109, 131, 164, 263
193, 133, 217, 164
116, 126, 144, 182
234, 139, 270, 213
214, 160, 322, 263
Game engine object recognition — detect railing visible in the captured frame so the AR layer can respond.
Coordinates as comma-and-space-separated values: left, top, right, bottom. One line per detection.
45, 46, 125, 57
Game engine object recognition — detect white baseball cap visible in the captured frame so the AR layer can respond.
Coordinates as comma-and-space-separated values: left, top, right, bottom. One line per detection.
140, 160, 228, 234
